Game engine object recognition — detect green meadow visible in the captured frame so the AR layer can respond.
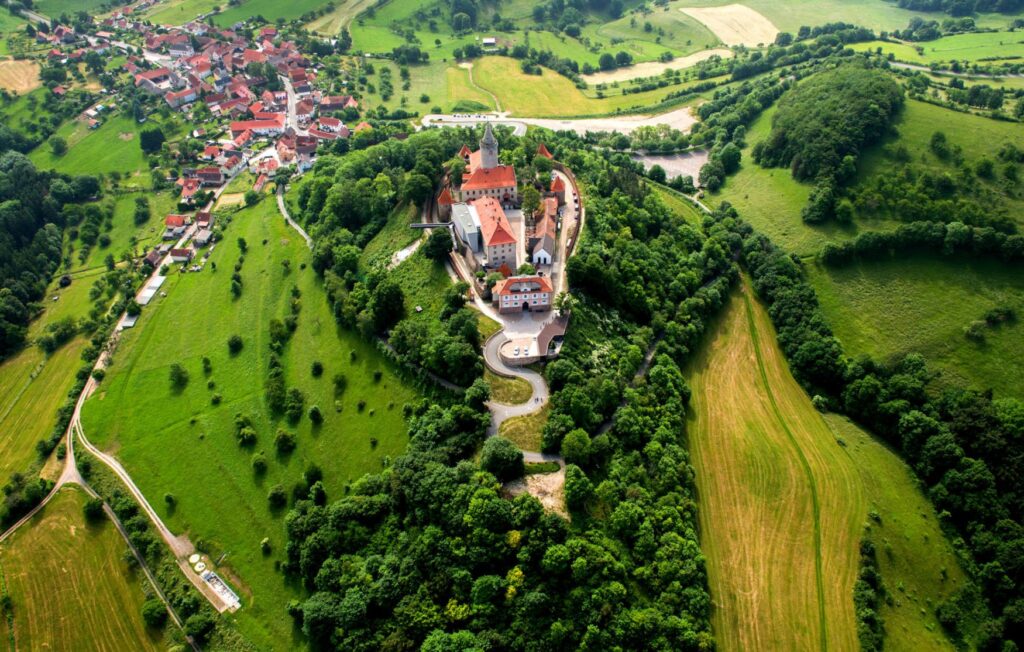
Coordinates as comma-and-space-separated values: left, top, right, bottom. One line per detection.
31, 112, 184, 181
810, 256, 1024, 400
80, 199, 422, 650
853, 31, 1024, 64
214, 0, 336, 27
34, 0, 108, 17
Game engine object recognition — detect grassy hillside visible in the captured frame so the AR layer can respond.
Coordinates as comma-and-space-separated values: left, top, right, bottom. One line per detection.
686, 282, 965, 651
80, 198, 422, 650
0, 487, 169, 651
852, 31, 1024, 65
809, 255, 1024, 400
30, 112, 183, 182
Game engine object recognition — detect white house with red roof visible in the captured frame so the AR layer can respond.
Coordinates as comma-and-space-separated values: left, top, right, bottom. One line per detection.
492, 275, 553, 314
473, 196, 517, 269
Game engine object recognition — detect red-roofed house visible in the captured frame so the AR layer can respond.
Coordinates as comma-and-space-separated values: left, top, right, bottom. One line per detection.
196, 167, 224, 186
224, 155, 244, 176
320, 95, 358, 112
229, 115, 284, 137
202, 145, 221, 161
536, 142, 554, 159
473, 196, 517, 268
492, 275, 553, 313
165, 87, 197, 108
179, 177, 201, 203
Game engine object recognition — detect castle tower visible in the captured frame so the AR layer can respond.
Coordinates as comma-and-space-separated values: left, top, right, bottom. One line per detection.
480, 123, 499, 170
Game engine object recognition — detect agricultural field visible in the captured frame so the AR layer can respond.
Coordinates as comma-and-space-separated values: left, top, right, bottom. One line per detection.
809, 255, 1024, 400
0, 338, 86, 480
0, 58, 40, 95
30, 112, 183, 181
34, 0, 109, 17
79, 198, 422, 650
214, 0, 337, 28
852, 31, 1024, 65
145, 0, 220, 26
0, 487, 169, 652
686, 282, 966, 651
305, 0, 376, 34
675, 0, 1014, 33
679, 4, 778, 46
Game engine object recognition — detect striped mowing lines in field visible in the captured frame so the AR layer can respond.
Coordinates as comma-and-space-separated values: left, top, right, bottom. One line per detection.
687, 282, 864, 651
0, 487, 165, 651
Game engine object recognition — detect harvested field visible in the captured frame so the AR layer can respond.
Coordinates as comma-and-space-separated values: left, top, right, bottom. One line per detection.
582, 48, 733, 84
216, 192, 245, 207
686, 280, 963, 651
680, 4, 778, 47
0, 58, 40, 94
632, 150, 710, 179
0, 487, 166, 651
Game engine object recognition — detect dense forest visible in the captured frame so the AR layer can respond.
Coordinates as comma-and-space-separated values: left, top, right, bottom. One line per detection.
284, 133, 738, 650
0, 150, 98, 358
711, 202, 1024, 649
753, 64, 904, 223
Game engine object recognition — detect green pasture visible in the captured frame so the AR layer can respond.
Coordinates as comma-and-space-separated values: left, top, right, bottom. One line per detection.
854, 31, 1024, 65
810, 255, 1024, 400
80, 199, 422, 650
34, 0, 108, 16
306, 0, 377, 35
214, 0, 336, 27
31, 112, 182, 181
145, 0, 219, 25
69, 192, 178, 275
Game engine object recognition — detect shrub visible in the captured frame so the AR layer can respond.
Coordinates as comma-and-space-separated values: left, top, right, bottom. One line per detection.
285, 388, 305, 423
183, 612, 215, 643
168, 363, 189, 389
251, 451, 267, 474
141, 598, 167, 629
267, 484, 287, 508
228, 335, 243, 354
309, 405, 323, 424
274, 429, 297, 453
480, 437, 524, 482
332, 373, 347, 395
83, 497, 105, 523
311, 360, 323, 377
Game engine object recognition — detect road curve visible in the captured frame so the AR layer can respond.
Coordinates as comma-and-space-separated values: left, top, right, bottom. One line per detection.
483, 332, 550, 434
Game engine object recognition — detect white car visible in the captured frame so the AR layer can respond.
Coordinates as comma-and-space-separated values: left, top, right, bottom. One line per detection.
513, 347, 520, 356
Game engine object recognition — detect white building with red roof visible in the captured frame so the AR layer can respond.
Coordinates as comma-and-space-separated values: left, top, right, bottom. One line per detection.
473, 196, 517, 269
492, 275, 553, 314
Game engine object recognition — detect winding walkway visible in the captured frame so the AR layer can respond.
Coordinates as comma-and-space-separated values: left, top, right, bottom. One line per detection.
276, 185, 313, 249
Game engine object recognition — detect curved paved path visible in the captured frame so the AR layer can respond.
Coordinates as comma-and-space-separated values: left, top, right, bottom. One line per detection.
483, 333, 550, 436
276, 185, 313, 249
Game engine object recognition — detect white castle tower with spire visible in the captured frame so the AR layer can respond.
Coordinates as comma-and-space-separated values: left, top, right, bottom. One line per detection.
480, 123, 499, 170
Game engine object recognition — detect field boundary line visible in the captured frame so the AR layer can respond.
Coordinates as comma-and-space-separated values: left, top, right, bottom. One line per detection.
0, 558, 14, 652
742, 287, 828, 652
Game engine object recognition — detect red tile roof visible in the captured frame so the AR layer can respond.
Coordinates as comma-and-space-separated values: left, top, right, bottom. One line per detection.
437, 187, 454, 205
462, 164, 516, 191
551, 176, 566, 192
165, 214, 186, 227
473, 197, 516, 247
537, 143, 553, 159
493, 275, 553, 296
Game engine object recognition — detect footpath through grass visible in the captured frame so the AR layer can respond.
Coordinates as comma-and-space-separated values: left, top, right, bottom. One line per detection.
80, 198, 422, 650
686, 281, 964, 651
0, 486, 169, 651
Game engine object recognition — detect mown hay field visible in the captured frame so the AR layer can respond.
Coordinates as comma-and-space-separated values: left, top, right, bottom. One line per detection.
686, 282, 965, 651
0, 487, 167, 652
